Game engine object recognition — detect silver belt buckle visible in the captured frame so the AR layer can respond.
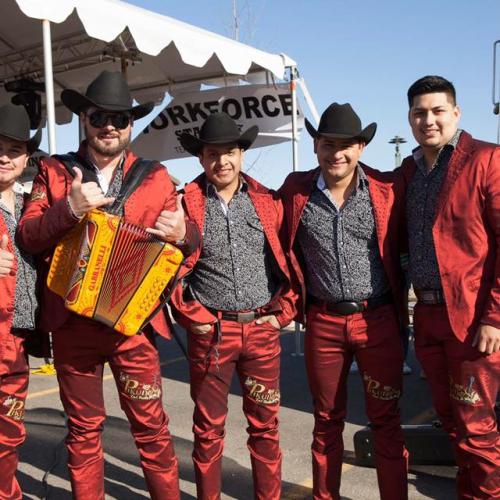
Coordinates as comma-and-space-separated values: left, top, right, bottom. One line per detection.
237, 311, 256, 323
335, 301, 363, 315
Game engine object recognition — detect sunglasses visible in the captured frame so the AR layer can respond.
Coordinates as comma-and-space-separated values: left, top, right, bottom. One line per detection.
87, 111, 131, 130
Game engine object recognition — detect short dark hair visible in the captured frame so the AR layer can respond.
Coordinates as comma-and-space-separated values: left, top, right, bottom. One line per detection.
407, 75, 456, 107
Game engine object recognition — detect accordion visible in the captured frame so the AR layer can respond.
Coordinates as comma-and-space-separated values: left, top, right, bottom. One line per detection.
47, 209, 183, 336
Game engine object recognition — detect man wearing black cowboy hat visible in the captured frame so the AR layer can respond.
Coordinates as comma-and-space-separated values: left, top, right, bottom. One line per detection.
17, 70, 199, 500
169, 112, 297, 500
279, 103, 408, 500
0, 102, 42, 500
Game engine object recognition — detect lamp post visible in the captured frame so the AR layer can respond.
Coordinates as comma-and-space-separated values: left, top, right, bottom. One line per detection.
389, 135, 407, 168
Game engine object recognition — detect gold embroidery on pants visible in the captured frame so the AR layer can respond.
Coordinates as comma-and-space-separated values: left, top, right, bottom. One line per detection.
119, 373, 161, 400
2, 397, 25, 421
363, 374, 401, 400
450, 376, 481, 405
244, 377, 280, 405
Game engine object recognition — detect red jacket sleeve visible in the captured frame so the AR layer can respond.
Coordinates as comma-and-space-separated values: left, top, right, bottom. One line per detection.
159, 176, 200, 257
17, 159, 79, 255
270, 195, 298, 327
480, 147, 500, 328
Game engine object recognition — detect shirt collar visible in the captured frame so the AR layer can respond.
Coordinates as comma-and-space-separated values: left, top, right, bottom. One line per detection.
206, 176, 248, 197
316, 165, 367, 192
0, 185, 23, 218
412, 129, 462, 173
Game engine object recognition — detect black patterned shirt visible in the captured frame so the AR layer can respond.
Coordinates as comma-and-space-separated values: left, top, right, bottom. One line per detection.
296, 167, 389, 302
188, 179, 278, 311
406, 130, 461, 290
0, 184, 38, 330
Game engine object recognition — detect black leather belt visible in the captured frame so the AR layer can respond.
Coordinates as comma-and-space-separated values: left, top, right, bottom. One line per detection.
307, 293, 393, 316
212, 310, 263, 324
414, 289, 445, 305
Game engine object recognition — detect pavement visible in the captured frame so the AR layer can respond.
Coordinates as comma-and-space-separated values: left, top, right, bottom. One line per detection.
19, 325, 458, 499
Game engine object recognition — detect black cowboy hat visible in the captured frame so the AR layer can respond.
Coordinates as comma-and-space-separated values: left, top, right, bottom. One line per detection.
0, 103, 41, 153
180, 112, 259, 156
61, 70, 154, 119
305, 102, 377, 145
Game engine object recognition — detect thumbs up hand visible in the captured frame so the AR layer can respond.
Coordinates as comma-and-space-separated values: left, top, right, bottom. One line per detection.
146, 194, 187, 243
67, 167, 115, 218
0, 234, 15, 277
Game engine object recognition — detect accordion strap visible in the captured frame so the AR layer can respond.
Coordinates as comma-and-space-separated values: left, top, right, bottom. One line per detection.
110, 158, 157, 214
53, 152, 100, 184
53, 153, 158, 215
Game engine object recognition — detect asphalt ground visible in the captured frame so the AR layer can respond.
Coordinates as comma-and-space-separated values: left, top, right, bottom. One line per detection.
19, 325, 457, 500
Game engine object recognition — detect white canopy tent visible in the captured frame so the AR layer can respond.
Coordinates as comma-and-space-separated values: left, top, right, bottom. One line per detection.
1, 0, 318, 354
0, 0, 319, 154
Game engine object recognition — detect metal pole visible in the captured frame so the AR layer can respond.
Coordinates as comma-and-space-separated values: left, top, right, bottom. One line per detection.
492, 41, 500, 144
42, 19, 57, 154
297, 78, 320, 125
232, 0, 239, 41
290, 65, 303, 357
121, 56, 128, 79
389, 135, 406, 168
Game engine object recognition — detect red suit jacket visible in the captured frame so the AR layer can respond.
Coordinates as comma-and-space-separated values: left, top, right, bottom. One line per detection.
169, 173, 297, 329
400, 131, 500, 341
279, 164, 406, 324
16, 143, 198, 339
0, 213, 17, 340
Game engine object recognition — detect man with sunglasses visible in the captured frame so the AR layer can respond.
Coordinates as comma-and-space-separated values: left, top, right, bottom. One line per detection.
17, 71, 198, 500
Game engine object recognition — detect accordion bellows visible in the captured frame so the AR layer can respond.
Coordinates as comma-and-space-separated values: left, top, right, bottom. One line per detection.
48, 209, 183, 336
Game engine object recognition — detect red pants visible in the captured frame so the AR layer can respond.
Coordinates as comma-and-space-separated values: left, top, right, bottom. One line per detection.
188, 319, 282, 500
305, 303, 408, 500
52, 315, 179, 500
0, 334, 28, 500
414, 304, 500, 500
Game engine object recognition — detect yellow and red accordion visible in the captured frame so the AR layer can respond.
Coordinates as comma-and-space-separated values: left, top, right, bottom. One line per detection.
47, 209, 183, 336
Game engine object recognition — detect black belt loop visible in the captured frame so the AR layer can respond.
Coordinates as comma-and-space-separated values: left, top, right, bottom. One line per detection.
10, 328, 29, 338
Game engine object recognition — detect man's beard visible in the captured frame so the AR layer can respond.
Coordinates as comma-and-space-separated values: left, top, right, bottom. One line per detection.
85, 125, 131, 157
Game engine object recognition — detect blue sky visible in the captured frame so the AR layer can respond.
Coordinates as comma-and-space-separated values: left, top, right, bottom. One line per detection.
49, 0, 500, 188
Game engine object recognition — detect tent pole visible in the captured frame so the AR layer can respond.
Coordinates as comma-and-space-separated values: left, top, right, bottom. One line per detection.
121, 56, 128, 79
42, 19, 57, 154
297, 78, 320, 125
289, 65, 303, 357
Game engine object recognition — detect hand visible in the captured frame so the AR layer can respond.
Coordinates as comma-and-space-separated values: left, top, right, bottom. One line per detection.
472, 324, 500, 354
0, 234, 14, 277
67, 167, 115, 218
146, 194, 187, 243
190, 322, 214, 335
256, 314, 281, 330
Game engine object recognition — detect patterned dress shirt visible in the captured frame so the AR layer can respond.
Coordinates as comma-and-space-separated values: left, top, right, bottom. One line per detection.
188, 179, 278, 311
296, 166, 389, 302
86, 155, 124, 214
406, 130, 461, 290
0, 184, 38, 329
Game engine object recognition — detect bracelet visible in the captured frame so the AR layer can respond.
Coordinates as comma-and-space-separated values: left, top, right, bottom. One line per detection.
66, 197, 82, 220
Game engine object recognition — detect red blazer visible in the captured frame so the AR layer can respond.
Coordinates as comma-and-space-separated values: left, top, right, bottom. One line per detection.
279, 164, 406, 324
400, 131, 500, 341
169, 173, 297, 329
16, 143, 198, 339
0, 213, 17, 340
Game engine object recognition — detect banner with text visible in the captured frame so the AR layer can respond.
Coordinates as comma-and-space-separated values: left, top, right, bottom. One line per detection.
132, 83, 304, 160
